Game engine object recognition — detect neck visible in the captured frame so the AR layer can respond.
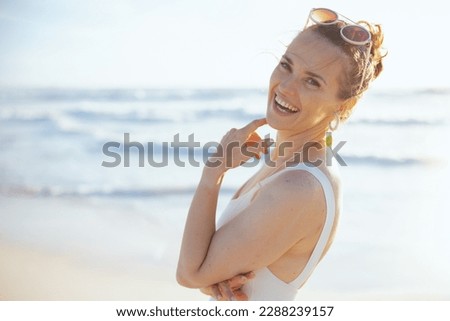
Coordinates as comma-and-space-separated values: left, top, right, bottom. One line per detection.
271, 120, 329, 164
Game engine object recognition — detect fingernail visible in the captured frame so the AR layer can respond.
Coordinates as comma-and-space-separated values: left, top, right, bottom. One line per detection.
231, 296, 237, 301
217, 294, 222, 300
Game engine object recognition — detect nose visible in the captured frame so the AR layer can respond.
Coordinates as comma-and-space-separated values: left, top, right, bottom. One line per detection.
277, 74, 297, 97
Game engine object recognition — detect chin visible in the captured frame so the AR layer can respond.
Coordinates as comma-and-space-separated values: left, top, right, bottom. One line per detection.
265, 104, 296, 131
266, 114, 283, 130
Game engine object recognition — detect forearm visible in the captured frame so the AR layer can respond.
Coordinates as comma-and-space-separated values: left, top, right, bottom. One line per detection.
177, 166, 225, 287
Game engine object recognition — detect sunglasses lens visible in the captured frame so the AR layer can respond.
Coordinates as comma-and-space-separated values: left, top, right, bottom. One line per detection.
341, 25, 371, 44
310, 8, 338, 23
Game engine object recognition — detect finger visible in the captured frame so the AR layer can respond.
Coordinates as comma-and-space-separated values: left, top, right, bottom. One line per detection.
228, 274, 250, 290
242, 132, 261, 150
232, 289, 249, 301
218, 281, 234, 301
199, 286, 212, 296
211, 285, 222, 301
241, 118, 267, 134
246, 132, 262, 144
243, 271, 256, 279
243, 132, 264, 159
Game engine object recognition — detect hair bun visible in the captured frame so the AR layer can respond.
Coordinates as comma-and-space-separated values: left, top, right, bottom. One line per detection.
360, 21, 387, 79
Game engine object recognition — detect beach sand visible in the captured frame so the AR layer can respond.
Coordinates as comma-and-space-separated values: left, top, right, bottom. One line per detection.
0, 195, 206, 301
1, 194, 448, 301
0, 241, 204, 301
1, 242, 433, 301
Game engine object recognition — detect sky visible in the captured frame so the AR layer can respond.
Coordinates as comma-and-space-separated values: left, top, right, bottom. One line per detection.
0, 0, 448, 90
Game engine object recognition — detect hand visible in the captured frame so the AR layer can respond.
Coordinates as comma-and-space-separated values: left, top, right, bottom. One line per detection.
207, 118, 267, 172
200, 271, 255, 301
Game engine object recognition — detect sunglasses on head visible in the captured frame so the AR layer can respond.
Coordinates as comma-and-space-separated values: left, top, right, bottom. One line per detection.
307, 8, 371, 46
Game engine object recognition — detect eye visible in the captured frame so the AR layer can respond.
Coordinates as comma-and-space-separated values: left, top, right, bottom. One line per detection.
279, 61, 290, 71
306, 77, 320, 88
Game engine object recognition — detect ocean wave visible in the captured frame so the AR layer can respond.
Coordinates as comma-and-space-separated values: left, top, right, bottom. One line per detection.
0, 105, 260, 124
67, 110, 173, 123
0, 109, 173, 124
0, 88, 265, 103
3, 110, 438, 128
369, 87, 450, 98
195, 108, 263, 120
343, 155, 432, 166
2, 87, 449, 104
0, 185, 236, 198
415, 88, 450, 95
0, 153, 435, 199
352, 118, 444, 127
0, 109, 53, 122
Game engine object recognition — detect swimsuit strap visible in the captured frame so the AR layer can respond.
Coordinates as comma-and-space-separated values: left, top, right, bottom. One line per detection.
261, 163, 336, 289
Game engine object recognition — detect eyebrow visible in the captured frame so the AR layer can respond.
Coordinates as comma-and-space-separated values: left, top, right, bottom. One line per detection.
282, 54, 328, 86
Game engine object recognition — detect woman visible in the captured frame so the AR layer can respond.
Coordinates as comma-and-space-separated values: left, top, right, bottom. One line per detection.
177, 8, 385, 300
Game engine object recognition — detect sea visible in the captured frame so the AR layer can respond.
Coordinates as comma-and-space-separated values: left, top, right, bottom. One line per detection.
1, 87, 449, 299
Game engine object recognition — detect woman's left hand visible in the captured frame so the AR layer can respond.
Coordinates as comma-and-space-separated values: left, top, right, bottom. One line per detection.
200, 271, 255, 301
206, 118, 267, 172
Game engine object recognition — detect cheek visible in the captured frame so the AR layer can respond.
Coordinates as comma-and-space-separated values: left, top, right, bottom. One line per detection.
314, 100, 339, 119
269, 66, 281, 87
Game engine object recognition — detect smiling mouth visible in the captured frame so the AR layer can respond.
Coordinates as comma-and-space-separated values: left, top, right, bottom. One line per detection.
274, 95, 300, 114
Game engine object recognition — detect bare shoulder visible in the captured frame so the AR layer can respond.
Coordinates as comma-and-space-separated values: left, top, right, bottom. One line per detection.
270, 168, 324, 194
264, 164, 337, 193
255, 168, 328, 219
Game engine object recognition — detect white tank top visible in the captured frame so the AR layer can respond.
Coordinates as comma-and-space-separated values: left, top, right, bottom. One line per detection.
216, 163, 338, 300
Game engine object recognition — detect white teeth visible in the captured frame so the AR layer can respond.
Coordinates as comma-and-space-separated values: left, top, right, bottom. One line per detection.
275, 95, 299, 112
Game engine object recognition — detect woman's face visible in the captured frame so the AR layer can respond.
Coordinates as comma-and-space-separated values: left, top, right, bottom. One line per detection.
267, 29, 348, 135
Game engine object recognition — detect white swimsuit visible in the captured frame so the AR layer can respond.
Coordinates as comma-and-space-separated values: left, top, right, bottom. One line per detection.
216, 163, 338, 300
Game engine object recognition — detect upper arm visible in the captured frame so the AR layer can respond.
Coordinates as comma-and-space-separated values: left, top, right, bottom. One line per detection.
187, 170, 327, 287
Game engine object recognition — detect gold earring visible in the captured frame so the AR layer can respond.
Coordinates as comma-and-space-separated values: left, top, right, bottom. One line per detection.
326, 131, 333, 147
329, 112, 340, 131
